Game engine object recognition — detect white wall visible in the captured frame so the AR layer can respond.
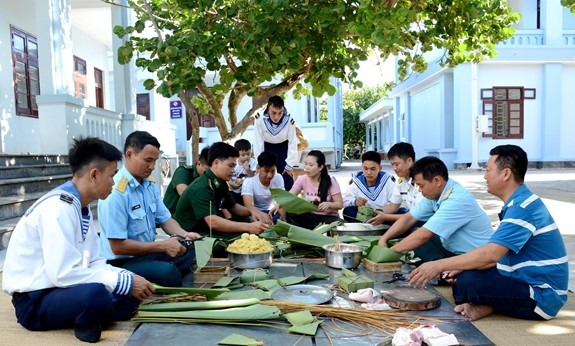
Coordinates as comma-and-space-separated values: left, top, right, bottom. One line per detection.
409, 83, 441, 160
0, 0, 41, 154
559, 65, 575, 159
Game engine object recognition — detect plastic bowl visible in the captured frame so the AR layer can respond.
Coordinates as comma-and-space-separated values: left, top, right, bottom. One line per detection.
227, 250, 273, 269
322, 243, 363, 269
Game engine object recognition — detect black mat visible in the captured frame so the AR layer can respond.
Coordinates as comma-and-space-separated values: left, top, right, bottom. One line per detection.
127, 260, 494, 346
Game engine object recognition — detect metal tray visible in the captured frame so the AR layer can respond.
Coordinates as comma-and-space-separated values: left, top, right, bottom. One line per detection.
271, 284, 334, 304
331, 223, 389, 236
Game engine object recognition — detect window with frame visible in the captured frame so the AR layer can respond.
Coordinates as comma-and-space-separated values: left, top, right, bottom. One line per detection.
481, 86, 535, 139
73, 56, 87, 99
136, 93, 150, 120
11, 26, 40, 117
94, 68, 104, 108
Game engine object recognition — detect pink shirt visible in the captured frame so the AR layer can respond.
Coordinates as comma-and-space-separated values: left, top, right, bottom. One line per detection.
291, 175, 341, 216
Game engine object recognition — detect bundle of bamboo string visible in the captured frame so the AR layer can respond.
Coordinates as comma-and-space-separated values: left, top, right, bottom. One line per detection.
260, 300, 438, 335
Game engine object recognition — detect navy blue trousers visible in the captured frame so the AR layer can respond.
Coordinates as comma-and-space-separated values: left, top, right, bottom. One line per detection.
12, 283, 139, 332
109, 249, 196, 287
264, 140, 294, 191
452, 267, 543, 320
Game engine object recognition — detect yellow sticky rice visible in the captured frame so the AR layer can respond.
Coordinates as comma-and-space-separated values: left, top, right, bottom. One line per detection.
227, 233, 274, 254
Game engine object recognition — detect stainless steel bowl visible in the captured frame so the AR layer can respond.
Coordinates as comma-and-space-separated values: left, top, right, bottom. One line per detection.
331, 223, 389, 236
322, 244, 363, 269
227, 250, 273, 269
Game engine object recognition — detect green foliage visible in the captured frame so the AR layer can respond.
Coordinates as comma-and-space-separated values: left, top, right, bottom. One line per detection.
117, 0, 520, 142
342, 85, 388, 148
562, 0, 575, 13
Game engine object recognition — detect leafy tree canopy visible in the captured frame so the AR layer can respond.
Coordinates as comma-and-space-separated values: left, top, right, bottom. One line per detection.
114, 0, 520, 155
342, 85, 387, 149
562, 0, 575, 13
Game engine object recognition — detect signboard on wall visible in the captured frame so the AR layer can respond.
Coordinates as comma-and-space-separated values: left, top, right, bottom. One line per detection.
170, 101, 182, 119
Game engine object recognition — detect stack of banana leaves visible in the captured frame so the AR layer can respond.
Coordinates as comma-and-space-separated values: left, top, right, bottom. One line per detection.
135, 279, 435, 339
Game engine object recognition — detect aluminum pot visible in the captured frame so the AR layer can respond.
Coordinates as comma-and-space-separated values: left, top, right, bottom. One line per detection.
227, 250, 273, 269
322, 244, 363, 269
331, 223, 389, 236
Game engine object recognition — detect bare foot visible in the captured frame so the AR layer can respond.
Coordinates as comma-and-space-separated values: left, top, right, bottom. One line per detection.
454, 303, 494, 321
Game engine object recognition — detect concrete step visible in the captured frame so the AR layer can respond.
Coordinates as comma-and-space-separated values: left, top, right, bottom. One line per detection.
0, 203, 98, 252
0, 164, 71, 180
0, 192, 45, 221
0, 154, 67, 167
0, 174, 72, 197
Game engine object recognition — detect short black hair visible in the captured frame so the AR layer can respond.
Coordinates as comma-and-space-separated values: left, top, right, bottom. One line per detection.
387, 142, 415, 161
234, 139, 252, 152
361, 151, 381, 165
257, 151, 277, 168
208, 142, 239, 166
489, 145, 528, 183
124, 131, 160, 154
267, 95, 285, 109
198, 146, 210, 164
410, 156, 448, 182
69, 137, 122, 175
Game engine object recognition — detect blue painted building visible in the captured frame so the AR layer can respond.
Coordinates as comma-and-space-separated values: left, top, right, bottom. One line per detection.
360, 0, 575, 169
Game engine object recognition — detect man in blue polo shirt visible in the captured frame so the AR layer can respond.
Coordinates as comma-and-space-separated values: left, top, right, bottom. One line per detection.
378, 156, 493, 262
409, 145, 568, 321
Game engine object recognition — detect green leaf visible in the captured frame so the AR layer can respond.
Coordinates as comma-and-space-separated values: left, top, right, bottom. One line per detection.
284, 310, 315, 326
270, 189, 317, 214
195, 237, 217, 268
366, 245, 403, 263
139, 298, 260, 312
215, 289, 272, 301
136, 304, 282, 320
287, 224, 334, 248
288, 321, 322, 335
218, 334, 262, 346
152, 284, 229, 300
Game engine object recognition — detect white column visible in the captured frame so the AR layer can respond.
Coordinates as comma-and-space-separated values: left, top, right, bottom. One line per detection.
541, 0, 563, 45
112, 0, 137, 116
469, 63, 480, 170
36, 0, 74, 95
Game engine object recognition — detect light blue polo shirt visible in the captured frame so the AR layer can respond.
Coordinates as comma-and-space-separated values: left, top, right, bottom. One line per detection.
409, 178, 493, 254
98, 165, 171, 260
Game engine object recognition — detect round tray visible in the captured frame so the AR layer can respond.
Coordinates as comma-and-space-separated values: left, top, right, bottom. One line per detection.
332, 223, 389, 236
271, 284, 334, 305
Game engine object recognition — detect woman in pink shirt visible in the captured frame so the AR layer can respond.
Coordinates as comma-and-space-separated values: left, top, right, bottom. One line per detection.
288, 150, 343, 229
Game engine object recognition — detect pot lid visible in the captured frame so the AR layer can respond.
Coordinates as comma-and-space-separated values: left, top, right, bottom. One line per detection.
271, 284, 334, 304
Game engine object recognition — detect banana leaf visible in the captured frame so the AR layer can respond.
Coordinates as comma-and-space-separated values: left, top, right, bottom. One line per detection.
215, 289, 272, 301
136, 304, 282, 320
271, 188, 317, 214
284, 310, 315, 326
287, 224, 334, 248
240, 269, 269, 283
213, 276, 239, 288
357, 206, 376, 222
278, 274, 329, 286
266, 219, 291, 237
289, 321, 322, 336
312, 221, 342, 234
218, 334, 263, 346
195, 237, 218, 268
249, 279, 282, 292
152, 284, 229, 300
366, 245, 404, 263
139, 298, 260, 312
